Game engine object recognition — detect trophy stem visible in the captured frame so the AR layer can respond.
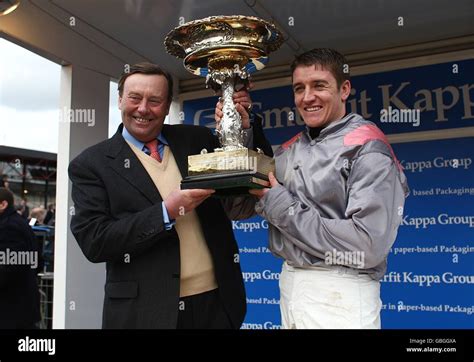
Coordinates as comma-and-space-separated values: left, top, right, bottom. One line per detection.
218, 78, 244, 151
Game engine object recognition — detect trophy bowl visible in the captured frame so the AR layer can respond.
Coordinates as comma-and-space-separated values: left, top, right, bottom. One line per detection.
164, 15, 283, 194
164, 15, 283, 81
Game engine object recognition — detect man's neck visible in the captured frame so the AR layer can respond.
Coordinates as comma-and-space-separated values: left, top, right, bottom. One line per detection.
308, 126, 324, 139
308, 110, 348, 139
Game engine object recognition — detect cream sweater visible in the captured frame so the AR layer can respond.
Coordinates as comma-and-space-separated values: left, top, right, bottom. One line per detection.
127, 141, 217, 297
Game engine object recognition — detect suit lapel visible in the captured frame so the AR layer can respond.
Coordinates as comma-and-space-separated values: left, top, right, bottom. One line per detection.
106, 125, 161, 204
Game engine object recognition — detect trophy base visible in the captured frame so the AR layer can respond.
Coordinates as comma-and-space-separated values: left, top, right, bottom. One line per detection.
181, 171, 270, 196
183, 148, 274, 195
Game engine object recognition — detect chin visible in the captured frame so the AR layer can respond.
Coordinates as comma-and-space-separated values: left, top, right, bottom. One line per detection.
304, 118, 328, 128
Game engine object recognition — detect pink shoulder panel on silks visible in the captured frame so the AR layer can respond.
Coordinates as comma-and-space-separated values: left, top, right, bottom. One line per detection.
343, 124, 403, 171
282, 132, 303, 150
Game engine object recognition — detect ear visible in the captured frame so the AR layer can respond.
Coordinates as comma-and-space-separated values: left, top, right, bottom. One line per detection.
118, 95, 123, 110
0, 200, 7, 211
340, 80, 351, 102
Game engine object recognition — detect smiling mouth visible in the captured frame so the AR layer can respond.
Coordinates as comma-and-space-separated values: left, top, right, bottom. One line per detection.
133, 116, 152, 123
304, 106, 322, 112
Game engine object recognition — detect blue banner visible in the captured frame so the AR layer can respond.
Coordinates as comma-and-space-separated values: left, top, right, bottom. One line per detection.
183, 59, 474, 329
385, 138, 474, 328
183, 60, 474, 142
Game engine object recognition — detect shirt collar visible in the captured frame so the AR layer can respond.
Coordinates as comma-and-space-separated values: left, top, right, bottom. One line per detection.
122, 125, 169, 151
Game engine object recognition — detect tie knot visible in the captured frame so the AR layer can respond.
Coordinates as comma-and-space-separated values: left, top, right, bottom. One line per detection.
145, 139, 161, 162
145, 139, 158, 153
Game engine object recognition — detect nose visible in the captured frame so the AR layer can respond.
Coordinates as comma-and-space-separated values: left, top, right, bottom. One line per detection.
302, 88, 316, 104
137, 99, 149, 114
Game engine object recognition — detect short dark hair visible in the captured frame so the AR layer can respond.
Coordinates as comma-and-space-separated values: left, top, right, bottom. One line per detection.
290, 48, 350, 88
118, 62, 174, 102
0, 187, 14, 207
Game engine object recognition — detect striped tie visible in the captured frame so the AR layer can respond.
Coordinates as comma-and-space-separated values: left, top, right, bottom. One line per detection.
145, 139, 161, 162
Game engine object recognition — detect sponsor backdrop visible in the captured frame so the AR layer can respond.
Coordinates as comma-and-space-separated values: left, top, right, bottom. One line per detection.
183, 60, 474, 329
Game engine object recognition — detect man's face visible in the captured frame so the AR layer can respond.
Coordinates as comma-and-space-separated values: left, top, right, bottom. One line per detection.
292, 65, 350, 128
119, 74, 171, 142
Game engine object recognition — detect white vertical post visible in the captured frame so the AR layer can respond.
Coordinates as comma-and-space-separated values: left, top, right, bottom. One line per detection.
53, 65, 109, 328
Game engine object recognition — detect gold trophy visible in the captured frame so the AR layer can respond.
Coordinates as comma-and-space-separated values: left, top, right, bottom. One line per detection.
164, 15, 283, 193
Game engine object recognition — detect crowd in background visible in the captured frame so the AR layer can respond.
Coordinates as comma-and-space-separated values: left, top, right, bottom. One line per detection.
0, 174, 55, 227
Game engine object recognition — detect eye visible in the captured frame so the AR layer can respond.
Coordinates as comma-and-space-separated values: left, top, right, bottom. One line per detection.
314, 83, 326, 90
